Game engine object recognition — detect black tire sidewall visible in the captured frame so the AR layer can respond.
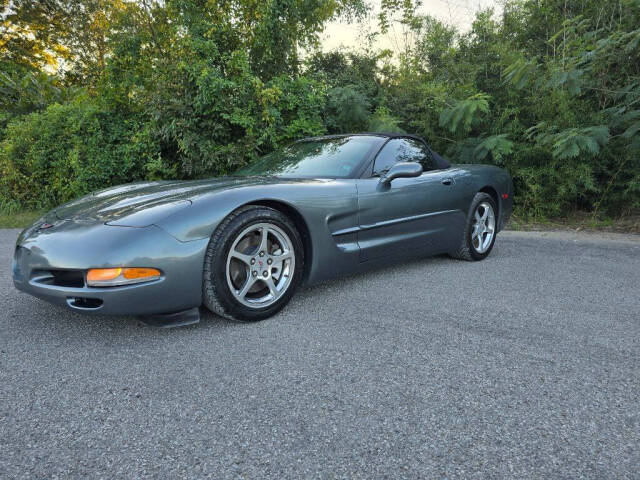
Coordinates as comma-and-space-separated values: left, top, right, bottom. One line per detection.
466, 193, 498, 261
204, 207, 304, 321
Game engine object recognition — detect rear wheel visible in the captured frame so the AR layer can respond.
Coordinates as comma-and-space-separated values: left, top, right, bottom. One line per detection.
449, 192, 498, 261
203, 206, 304, 321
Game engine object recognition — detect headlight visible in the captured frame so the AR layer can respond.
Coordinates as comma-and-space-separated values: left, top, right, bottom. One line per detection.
86, 267, 162, 287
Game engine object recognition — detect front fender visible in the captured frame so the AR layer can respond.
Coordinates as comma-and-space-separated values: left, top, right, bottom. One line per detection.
153, 191, 254, 242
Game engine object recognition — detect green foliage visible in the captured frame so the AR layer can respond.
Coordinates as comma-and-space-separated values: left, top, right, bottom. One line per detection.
0, 71, 69, 116
369, 107, 405, 133
439, 94, 491, 135
503, 58, 539, 89
306, 50, 384, 103
0, 99, 159, 210
147, 49, 327, 176
546, 68, 584, 96
474, 134, 514, 164
0, 0, 638, 219
325, 85, 370, 133
0, 70, 80, 138
526, 123, 610, 160
408, 0, 640, 218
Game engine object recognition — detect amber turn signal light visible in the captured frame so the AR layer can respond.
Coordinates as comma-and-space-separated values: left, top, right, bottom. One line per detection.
123, 268, 161, 280
86, 267, 161, 287
86, 268, 122, 283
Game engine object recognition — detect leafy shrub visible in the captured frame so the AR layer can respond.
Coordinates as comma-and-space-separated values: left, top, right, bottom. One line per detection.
369, 107, 405, 133
324, 85, 370, 133
439, 93, 491, 135
1, 0, 639, 220
144, 47, 328, 178
0, 99, 159, 210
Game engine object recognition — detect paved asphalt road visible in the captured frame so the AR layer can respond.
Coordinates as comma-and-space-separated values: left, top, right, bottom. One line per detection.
1, 228, 638, 479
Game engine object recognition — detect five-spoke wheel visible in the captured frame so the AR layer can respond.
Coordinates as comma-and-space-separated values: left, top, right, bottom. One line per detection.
203, 206, 303, 321
449, 192, 498, 261
471, 201, 496, 254
226, 223, 295, 308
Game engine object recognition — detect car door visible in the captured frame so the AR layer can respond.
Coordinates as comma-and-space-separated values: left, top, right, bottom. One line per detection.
356, 137, 462, 262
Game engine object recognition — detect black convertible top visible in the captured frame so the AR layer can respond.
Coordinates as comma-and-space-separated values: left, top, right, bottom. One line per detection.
299, 132, 451, 170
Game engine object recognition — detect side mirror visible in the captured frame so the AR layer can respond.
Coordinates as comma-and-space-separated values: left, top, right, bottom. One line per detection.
380, 162, 423, 185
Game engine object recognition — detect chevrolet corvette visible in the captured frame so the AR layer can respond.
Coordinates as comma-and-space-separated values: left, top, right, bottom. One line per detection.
12, 133, 513, 325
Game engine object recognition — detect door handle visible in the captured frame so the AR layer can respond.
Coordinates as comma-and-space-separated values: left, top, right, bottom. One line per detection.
441, 178, 454, 186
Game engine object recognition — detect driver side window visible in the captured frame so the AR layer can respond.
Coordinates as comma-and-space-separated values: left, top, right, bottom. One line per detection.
372, 138, 435, 176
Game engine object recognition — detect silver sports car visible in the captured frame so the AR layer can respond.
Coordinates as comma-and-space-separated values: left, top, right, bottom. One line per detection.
12, 133, 513, 325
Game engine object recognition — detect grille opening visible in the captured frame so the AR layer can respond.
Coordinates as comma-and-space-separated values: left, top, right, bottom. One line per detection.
50, 270, 85, 288
67, 297, 103, 309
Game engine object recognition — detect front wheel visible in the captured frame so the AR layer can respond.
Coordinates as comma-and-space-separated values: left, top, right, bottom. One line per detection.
449, 192, 498, 261
203, 206, 304, 321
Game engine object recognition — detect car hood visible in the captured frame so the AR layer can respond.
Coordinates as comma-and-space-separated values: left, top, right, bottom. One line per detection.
52, 177, 272, 226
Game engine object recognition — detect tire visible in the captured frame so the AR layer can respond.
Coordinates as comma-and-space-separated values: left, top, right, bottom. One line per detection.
203, 205, 304, 321
449, 192, 498, 261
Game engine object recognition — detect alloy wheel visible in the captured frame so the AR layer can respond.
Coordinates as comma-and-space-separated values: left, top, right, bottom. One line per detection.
225, 222, 295, 308
471, 201, 495, 254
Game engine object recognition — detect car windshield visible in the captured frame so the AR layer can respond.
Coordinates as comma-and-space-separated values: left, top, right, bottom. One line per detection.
233, 136, 383, 178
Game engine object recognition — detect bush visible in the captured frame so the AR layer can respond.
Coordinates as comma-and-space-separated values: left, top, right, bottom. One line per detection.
1, 0, 638, 219
324, 85, 370, 133
0, 99, 160, 210
144, 48, 328, 178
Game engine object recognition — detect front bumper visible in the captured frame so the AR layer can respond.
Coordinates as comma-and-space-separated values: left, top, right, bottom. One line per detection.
12, 222, 209, 316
